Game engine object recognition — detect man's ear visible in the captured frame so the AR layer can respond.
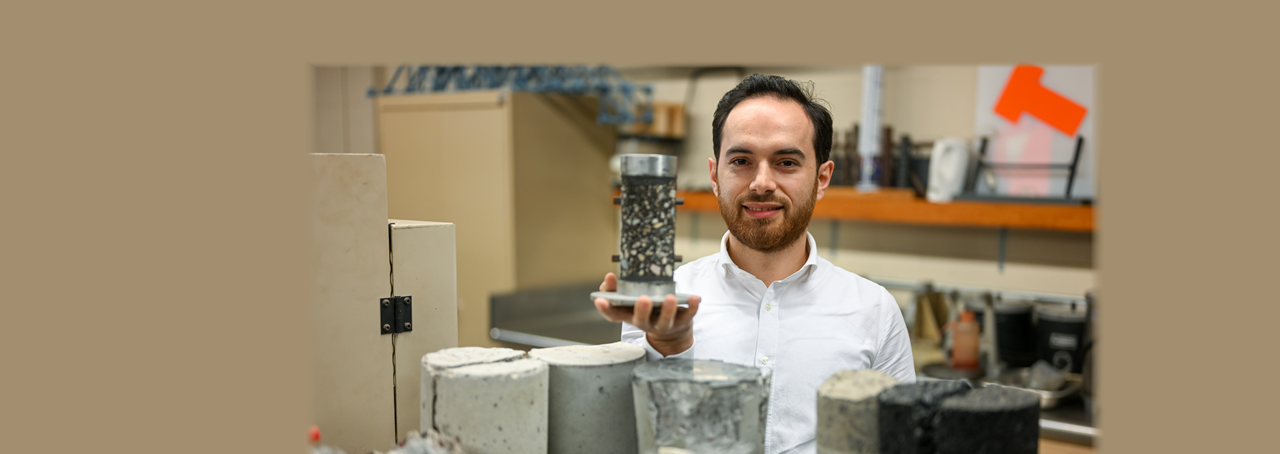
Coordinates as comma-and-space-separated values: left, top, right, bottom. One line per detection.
816, 159, 834, 201
708, 157, 719, 197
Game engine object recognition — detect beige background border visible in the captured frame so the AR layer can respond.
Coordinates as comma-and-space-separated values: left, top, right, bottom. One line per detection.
4, 1, 1276, 452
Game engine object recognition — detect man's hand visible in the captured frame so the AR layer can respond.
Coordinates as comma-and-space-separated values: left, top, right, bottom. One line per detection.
593, 272, 700, 357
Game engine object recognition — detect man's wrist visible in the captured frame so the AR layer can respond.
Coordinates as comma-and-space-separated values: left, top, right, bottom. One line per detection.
646, 332, 693, 357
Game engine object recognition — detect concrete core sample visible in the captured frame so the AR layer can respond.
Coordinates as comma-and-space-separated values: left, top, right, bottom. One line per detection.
877, 380, 971, 454
816, 370, 899, 454
433, 358, 548, 454
632, 359, 771, 454
528, 342, 647, 454
421, 347, 525, 434
934, 386, 1040, 454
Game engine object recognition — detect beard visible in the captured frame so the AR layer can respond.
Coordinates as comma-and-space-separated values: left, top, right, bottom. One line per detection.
718, 178, 817, 253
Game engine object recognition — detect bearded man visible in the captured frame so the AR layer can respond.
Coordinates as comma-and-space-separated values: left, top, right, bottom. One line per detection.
594, 74, 916, 454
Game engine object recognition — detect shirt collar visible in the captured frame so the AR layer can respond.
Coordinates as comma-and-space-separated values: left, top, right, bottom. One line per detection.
717, 231, 820, 279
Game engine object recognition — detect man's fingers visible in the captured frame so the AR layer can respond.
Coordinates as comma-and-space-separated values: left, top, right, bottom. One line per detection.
598, 272, 617, 292
631, 296, 654, 329
657, 294, 678, 330
594, 298, 634, 323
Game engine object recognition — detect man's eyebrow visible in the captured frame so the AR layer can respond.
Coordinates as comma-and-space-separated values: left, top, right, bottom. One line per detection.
724, 147, 808, 159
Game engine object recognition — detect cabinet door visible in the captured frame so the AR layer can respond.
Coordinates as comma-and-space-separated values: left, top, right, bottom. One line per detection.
312, 153, 395, 453
389, 220, 459, 439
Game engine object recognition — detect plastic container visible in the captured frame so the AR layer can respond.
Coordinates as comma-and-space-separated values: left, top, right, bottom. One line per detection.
952, 311, 980, 370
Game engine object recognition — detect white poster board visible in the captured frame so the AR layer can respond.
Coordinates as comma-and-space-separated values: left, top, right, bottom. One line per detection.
974, 66, 1096, 199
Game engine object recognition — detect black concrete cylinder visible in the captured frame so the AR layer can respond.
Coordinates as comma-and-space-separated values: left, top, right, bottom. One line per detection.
934, 386, 1040, 454
878, 380, 971, 454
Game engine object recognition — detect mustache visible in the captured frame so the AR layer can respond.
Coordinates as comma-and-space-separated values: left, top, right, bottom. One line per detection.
735, 194, 788, 205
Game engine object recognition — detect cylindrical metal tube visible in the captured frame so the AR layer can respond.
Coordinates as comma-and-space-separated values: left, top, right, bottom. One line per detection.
618, 154, 679, 298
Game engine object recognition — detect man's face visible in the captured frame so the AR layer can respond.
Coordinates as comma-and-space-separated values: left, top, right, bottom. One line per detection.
710, 96, 833, 252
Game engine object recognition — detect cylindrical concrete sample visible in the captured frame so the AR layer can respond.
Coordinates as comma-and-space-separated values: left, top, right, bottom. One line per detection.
421, 347, 525, 433
816, 370, 899, 454
632, 359, 771, 454
934, 386, 1040, 454
528, 342, 647, 454
618, 154, 679, 299
434, 358, 549, 454
877, 380, 971, 454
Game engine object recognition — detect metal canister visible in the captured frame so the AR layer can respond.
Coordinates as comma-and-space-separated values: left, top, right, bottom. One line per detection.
1035, 302, 1088, 373
965, 297, 1038, 368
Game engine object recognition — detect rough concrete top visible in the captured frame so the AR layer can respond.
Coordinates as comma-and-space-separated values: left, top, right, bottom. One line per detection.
528, 342, 645, 366
817, 369, 898, 402
940, 385, 1039, 412
439, 358, 547, 380
879, 380, 971, 406
633, 359, 762, 387
422, 346, 525, 371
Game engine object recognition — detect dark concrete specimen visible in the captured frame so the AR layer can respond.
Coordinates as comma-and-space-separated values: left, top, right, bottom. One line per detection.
632, 359, 771, 454
934, 386, 1040, 454
816, 370, 899, 454
620, 175, 677, 281
878, 380, 971, 454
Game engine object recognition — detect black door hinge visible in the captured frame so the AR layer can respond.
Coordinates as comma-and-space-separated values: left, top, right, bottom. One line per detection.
380, 296, 413, 334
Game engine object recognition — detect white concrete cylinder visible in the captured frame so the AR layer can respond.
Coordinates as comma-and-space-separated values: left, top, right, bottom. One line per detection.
421, 347, 526, 434
632, 359, 771, 454
815, 370, 899, 454
433, 358, 549, 454
528, 342, 647, 454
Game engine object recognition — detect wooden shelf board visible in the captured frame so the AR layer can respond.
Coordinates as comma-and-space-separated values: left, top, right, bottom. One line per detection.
669, 187, 1093, 232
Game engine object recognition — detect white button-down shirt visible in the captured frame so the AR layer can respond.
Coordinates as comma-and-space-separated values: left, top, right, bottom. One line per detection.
622, 232, 916, 454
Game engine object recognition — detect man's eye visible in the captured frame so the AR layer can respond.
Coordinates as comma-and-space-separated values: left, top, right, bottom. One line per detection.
732, 159, 749, 166
779, 160, 799, 167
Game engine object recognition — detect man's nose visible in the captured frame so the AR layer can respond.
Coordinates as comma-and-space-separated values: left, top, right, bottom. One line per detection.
749, 163, 777, 194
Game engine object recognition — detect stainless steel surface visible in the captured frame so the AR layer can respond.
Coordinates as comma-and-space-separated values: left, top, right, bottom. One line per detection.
489, 328, 586, 348
620, 153, 678, 178
617, 279, 676, 298
981, 370, 1083, 410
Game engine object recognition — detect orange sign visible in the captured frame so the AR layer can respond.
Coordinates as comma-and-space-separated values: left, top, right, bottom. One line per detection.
994, 65, 1088, 136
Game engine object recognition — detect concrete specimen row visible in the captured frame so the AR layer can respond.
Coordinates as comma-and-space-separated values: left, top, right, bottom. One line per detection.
816, 370, 1040, 454
407, 346, 1038, 454
417, 345, 770, 454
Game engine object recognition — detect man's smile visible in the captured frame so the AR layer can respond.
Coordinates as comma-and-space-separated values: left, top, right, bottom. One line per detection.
742, 202, 783, 219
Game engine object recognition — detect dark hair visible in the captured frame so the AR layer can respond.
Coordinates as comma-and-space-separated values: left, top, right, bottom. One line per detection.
711, 74, 834, 166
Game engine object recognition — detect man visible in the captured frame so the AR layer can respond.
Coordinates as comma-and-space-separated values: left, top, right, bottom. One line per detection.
594, 74, 915, 454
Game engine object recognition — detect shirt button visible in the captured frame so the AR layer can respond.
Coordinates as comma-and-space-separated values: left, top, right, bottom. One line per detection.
760, 356, 769, 365
739, 272, 746, 277
765, 303, 772, 311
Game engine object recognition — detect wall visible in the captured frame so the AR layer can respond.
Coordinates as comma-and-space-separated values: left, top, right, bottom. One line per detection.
315, 66, 378, 155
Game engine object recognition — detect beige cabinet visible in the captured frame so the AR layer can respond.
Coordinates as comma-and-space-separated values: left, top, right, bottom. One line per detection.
311, 153, 459, 452
377, 91, 618, 348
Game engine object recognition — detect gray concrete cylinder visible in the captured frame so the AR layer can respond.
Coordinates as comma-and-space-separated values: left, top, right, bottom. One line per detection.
433, 358, 549, 454
421, 347, 526, 434
815, 370, 899, 454
631, 359, 771, 454
528, 342, 647, 454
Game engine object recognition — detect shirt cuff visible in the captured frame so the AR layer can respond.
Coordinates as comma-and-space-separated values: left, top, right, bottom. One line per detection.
639, 334, 695, 361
